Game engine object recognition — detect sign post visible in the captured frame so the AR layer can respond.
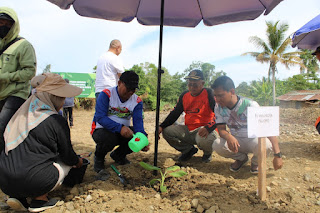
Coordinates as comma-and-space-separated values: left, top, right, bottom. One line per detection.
54, 72, 96, 98
258, 137, 267, 200
247, 106, 279, 201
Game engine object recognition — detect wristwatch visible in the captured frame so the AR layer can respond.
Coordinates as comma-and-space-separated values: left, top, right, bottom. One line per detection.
274, 152, 282, 158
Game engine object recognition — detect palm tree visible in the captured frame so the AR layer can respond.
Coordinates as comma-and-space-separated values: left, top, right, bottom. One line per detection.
242, 21, 303, 106
299, 49, 319, 84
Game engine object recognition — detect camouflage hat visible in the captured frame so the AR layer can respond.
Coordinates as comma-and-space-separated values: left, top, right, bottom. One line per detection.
185, 69, 204, 80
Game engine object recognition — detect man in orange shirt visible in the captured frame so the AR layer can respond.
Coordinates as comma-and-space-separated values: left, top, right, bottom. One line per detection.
159, 70, 217, 163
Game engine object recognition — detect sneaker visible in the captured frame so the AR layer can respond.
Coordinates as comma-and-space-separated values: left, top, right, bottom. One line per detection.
94, 156, 105, 173
202, 154, 212, 163
110, 152, 131, 165
229, 155, 249, 172
178, 147, 198, 161
28, 198, 58, 212
250, 164, 258, 174
7, 198, 28, 211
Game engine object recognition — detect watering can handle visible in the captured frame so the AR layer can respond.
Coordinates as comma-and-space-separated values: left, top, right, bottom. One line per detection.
111, 164, 120, 175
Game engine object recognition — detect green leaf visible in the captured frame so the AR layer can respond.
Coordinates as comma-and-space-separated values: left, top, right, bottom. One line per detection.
160, 185, 167, 193
165, 166, 180, 171
168, 170, 187, 177
139, 162, 161, 171
149, 179, 160, 185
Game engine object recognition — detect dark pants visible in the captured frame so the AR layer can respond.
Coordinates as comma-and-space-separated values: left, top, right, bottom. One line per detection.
92, 128, 132, 161
0, 96, 25, 152
95, 92, 101, 102
63, 107, 73, 126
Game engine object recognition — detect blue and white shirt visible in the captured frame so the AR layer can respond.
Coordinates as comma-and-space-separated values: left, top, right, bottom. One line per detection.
91, 86, 146, 135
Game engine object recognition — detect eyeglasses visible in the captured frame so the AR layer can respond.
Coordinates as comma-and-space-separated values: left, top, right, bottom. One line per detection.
187, 82, 201, 88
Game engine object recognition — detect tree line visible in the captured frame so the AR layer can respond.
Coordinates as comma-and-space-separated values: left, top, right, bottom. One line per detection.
45, 21, 319, 110
126, 20, 319, 110
127, 59, 319, 110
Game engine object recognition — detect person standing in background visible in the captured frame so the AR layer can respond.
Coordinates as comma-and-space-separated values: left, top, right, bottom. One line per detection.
95, 39, 124, 100
63, 79, 75, 128
0, 7, 36, 152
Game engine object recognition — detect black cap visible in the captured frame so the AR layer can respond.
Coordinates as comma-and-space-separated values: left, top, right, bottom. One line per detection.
0, 13, 14, 22
185, 69, 204, 80
120, 71, 139, 90
312, 46, 320, 55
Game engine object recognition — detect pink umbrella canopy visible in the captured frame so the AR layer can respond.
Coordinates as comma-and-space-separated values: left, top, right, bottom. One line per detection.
47, 0, 283, 27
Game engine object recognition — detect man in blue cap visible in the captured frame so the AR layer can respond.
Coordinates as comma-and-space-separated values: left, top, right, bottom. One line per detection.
91, 71, 148, 173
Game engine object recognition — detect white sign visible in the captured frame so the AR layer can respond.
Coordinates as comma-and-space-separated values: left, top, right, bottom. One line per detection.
247, 106, 279, 138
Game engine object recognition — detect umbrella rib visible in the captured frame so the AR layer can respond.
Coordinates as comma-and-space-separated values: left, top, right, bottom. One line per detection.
258, 0, 267, 10
196, 0, 204, 21
134, 0, 142, 19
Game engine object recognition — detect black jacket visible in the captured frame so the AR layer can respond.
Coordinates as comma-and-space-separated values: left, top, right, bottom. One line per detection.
0, 114, 79, 197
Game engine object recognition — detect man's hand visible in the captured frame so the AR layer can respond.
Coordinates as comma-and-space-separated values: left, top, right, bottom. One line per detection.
197, 127, 209, 138
273, 157, 283, 171
73, 157, 83, 168
120, 126, 134, 138
141, 144, 150, 152
226, 135, 240, 153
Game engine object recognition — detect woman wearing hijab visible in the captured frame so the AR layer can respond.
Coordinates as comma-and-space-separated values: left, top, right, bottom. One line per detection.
0, 73, 83, 212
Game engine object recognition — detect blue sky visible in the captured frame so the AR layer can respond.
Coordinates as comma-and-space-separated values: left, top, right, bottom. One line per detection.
2, 0, 320, 86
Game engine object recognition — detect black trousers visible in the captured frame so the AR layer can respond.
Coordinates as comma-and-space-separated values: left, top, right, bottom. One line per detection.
63, 107, 73, 126
0, 96, 25, 152
92, 128, 132, 160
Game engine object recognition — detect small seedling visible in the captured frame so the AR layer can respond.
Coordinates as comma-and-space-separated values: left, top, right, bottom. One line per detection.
139, 162, 187, 193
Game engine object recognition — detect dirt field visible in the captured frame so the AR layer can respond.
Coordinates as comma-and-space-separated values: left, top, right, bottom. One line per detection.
1, 107, 320, 213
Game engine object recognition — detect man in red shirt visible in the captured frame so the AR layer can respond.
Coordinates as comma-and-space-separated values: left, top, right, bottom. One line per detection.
159, 70, 217, 162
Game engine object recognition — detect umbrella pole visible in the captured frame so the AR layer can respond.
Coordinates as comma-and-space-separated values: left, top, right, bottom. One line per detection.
153, 0, 165, 175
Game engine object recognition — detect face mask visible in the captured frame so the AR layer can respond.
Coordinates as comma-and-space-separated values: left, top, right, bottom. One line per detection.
0, 26, 11, 39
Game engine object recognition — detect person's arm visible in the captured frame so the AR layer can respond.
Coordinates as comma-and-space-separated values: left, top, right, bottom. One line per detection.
95, 90, 123, 133
267, 136, 283, 170
113, 57, 125, 74
132, 99, 147, 136
0, 41, 36, 83
160, 92, 186, 129
132, 98, 150, 151
216, 124, 240, 153
53, 115, 80, 166
204, 88, 217, 133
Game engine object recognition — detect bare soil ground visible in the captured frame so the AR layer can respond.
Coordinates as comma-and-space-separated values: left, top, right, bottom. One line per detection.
1, 107, 320, 213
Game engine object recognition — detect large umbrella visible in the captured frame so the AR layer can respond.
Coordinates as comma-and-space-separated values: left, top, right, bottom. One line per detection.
45, 0, 284, 168
292, 13, 320, 50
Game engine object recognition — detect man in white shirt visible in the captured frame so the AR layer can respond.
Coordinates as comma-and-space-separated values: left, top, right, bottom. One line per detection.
211, 76, 283, 174
95, 39, 124, 99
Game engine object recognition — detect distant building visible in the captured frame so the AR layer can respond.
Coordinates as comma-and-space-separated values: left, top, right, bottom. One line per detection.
277, 90, 320, 109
